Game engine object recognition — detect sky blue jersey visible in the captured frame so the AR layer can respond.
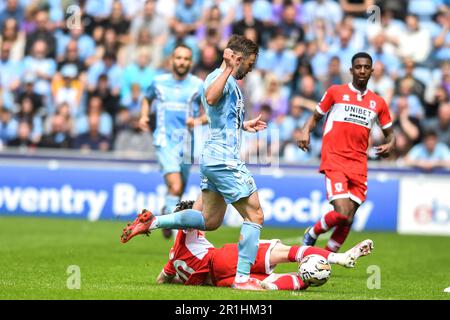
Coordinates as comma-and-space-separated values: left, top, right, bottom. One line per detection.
201, 68, 246, 165
145, 73, 203, 148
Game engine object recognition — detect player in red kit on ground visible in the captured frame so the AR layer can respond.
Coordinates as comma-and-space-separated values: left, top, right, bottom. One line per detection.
149, 201, 373, 291
298, 52, 395, 252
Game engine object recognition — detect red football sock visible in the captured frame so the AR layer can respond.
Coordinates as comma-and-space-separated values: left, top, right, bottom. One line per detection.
271, 274, 308, 291
313, 210, 349, 235
326, 224, 352, 252
288, 246, 300, 262
303, 246, 331, 260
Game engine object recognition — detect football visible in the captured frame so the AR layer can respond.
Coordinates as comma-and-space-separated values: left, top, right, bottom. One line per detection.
298, 254, 332, 287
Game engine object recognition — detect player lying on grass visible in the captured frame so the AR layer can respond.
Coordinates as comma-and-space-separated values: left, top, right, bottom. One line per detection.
122, 201, 374, 290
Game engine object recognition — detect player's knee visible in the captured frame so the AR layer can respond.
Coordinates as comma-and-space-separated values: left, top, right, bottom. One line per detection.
204, 217, 222, 231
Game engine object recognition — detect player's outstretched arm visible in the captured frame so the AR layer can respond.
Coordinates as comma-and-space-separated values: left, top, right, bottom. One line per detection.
297, 110, 323, 151
243, 114, 267, 133
204, 48, 240, 106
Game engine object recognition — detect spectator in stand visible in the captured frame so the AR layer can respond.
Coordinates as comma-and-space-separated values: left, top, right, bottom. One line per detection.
276, 2, 304, 49
76, 95, 113, 138
192, 43, 221, 79
319, 56, 352, 90
292, 74, 322, 113
56, 40, 87, 79
391, 95, 422, 146
0, 17, 25, 61
73, 113, 110, 152
339, 0, 374, 18
7, 120, 33, 148
23, 39, 56, 107
283, 127, 320, 163
328, 22, 363, 73
16, 73, 44, 115
56, 22, 96, 67
197, 5, 230, 51
392, 81, 424, 120
431, 8, 450, 66
102, 0, 131, 45
366, 9, 405, 56
120, 83, 144, 115
397, 14, 432, 65
52, 64, 84, 118
114, 111, 153, 154
16, 95, 43, 143
367, 61, 394, 106
171, 0, 202, 36
368, 33, 401, 77
87, 51, 123, 95
232, 0, 265, 46
253, 73, 290, 120
0, 40, 23, 110
130, 0, 169, 47
256, 31, 297, 86
0, 0, 23, 30
123, 26, 162, 68
424, 102, 450, 147
405, 129, 450, 170
279, 97, 311, 144
89, 74, 120, 118
302, 0, 343, 35
24, 9, 56, 59
120, 48, 156, 103
39, 111, 73, 149
0, 106, 18, 145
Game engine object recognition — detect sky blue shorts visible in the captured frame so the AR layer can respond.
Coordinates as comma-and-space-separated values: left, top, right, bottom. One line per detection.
155, 146, 191, 183
200, 161, 257, 204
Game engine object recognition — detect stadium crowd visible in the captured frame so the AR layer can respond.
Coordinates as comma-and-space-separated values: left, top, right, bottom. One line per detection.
0, 0, 449, 170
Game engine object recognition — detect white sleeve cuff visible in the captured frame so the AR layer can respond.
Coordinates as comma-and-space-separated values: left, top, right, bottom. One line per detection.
316, 105, 325, 115
381, 122, 392, 130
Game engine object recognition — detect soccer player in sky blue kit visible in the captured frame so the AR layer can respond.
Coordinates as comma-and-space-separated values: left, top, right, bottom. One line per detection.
122, 35, 268, 290
138, 44, 206, 238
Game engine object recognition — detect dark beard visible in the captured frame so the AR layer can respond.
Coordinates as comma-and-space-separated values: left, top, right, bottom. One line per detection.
174, 66, 189, 77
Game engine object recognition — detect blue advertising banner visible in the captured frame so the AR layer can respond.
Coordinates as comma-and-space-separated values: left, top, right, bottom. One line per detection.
0, 164, 398, 231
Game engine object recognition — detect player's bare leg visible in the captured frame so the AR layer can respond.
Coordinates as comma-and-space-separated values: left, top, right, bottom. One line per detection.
325, 198, 359, 252
201, 190, 227, 231
303, 198, 357, 250
230, 192, 265, 290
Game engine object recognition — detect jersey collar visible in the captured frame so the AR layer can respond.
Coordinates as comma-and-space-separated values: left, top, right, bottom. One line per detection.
348, 82, 368, 101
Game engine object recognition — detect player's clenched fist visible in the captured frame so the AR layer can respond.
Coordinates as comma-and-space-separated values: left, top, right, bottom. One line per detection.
297, 129, 310, 151
223, 48, 241, 69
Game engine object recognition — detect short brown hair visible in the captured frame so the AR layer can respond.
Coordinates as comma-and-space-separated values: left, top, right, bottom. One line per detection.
226, 34, 259, 58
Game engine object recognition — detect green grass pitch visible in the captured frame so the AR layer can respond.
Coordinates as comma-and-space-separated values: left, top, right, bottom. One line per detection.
0, 216, 449, 300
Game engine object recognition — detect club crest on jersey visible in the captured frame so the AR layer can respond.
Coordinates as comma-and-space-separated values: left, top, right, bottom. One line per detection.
369, 100, 377, 110
342, 94, 350, 101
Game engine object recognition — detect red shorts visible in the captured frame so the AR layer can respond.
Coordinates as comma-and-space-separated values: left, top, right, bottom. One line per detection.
210, 240, 280, 287
324, 170, 367, 205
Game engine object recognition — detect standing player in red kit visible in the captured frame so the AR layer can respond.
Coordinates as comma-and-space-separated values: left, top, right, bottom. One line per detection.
298, 52, 395, 252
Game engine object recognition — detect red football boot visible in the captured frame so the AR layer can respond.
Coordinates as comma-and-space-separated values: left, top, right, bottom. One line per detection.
120, 209, 156, 243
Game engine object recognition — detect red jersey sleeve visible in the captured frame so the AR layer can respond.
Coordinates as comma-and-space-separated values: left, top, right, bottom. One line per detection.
378, 98, 392, 129
316, 86, 335, 115
163, 259, 176, 277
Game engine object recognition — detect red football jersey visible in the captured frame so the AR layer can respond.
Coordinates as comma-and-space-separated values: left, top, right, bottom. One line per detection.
316, 83, 392, 175
163, 229, 215, 285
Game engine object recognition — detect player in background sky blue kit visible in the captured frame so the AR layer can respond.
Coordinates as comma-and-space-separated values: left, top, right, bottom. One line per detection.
138, 44, 207, 238
122, 35, 268, 290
